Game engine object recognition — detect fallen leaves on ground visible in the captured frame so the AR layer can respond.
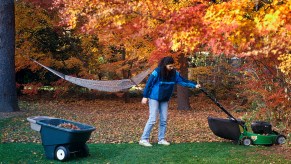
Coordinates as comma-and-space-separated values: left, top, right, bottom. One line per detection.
1, 96, 290, 159
1, 96, 236, 144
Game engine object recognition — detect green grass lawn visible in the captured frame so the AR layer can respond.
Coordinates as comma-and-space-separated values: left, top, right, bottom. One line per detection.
0, 142, 290, 163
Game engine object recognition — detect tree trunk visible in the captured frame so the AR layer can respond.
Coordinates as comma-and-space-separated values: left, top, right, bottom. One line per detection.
0, 0, 19, 112
120, 45, 130, 103
122, 69, 130, 103
177, 54, 191, 110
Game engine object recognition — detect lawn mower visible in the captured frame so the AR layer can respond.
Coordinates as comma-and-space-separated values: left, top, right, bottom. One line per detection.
200, 88, 286, 146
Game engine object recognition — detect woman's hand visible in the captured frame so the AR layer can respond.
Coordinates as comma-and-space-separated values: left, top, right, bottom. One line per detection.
196, 84, 201, 88
141, 97, 148, 104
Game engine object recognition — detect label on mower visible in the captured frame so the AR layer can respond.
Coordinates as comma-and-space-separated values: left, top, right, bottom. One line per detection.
251, 136, 257, 141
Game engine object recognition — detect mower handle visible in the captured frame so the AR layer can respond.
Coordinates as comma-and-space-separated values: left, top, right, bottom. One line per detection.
199, 88, 239, 123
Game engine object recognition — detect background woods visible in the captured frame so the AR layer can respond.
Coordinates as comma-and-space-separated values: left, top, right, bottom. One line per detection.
12, 0, 291, 133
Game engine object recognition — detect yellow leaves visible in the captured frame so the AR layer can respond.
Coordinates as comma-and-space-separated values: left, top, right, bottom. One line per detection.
254, 0, 290, 33
164, 0, 195, 12
171, 32, 186, 51
204, 1, 245, 26
261, 10, 281, 31
171, 41, 181, 52
171, 29, 200, 52
237, 15, 244, 21
91, 47, 98, 53
113, 15, 126, 26
67, 15, 77, 29
147, 19, 160, 28
278, 54, 291, 75
202, 0, 290, 56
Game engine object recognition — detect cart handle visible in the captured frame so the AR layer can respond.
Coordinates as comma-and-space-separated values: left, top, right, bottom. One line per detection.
27, 116, 55, 123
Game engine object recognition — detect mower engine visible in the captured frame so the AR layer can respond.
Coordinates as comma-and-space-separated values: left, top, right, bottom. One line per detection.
251, 121, 272, 134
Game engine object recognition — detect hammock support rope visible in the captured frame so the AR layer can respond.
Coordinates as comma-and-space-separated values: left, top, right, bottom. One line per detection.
32, 59, 150, 92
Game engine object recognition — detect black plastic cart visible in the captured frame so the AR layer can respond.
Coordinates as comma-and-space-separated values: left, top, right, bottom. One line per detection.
27, 116, 96, 161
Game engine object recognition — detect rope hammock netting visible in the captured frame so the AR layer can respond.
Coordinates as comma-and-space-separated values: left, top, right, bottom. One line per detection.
31, 59, 151, 92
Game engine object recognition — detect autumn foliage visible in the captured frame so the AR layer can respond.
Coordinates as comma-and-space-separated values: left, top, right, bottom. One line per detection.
15, 0, 291, 131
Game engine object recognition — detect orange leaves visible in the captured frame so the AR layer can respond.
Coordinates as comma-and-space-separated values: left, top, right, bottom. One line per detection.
203, 0, 291, 58
48, 0, 211, 59
26, 0, 290, 61
204, 0, 253, 55
64, 57, 83, 69
15, 1, 58, 73
152, 4, 208, 57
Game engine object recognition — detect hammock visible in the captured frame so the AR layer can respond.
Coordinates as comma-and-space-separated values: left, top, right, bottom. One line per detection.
32, 59, 151, 92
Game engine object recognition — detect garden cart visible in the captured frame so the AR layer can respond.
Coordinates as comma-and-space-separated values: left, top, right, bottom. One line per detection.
200, 88, 286, 146
27, 116, 96, 161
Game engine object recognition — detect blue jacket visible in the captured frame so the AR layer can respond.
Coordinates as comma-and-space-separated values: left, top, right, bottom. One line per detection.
143, 67, 197, 102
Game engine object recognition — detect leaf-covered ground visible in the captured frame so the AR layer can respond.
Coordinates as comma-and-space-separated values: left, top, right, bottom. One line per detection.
0, 96, 237, 143
0, 95, 290, 160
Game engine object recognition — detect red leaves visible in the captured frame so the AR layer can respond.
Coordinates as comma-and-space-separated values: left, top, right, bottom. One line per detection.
21, 82, 43, 95
236, 67, 290, 127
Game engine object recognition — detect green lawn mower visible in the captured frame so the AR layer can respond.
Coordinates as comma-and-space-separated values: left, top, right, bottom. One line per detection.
201, 88, 286, 146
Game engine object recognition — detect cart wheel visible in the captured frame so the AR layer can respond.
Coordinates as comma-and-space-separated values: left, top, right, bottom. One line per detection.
78, 144, 89, 157
275, 135, 286, 145
242, 137, 252, 146
55, 146, 70, 161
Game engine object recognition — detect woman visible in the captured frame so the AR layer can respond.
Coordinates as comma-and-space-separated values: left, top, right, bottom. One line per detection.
139, 56, 201, 147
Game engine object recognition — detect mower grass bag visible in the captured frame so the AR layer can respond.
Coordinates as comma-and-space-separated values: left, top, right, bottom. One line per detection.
207, 117, 241, 141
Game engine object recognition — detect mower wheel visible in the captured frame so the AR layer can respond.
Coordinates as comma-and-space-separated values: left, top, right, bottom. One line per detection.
275, 135, 286, 145
55, 146, 70, 161
242, 137, 252, 146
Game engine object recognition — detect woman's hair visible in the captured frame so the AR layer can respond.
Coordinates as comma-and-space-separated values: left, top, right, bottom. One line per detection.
158, 56, 175, 81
